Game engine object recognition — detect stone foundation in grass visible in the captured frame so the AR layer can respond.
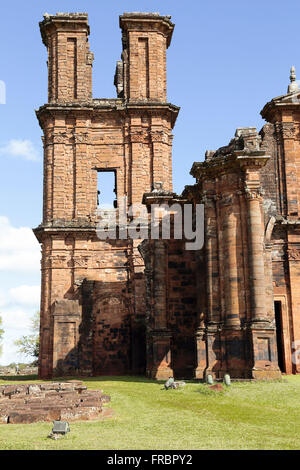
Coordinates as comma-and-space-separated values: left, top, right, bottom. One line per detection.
0, 380, 113, 424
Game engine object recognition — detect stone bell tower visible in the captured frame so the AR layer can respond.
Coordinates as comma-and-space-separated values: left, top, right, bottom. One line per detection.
34, 12, 179, 378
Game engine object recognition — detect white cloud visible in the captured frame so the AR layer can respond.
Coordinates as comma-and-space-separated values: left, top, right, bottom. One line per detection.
0, 216, 41, 365
9, 285, 40, 306
1, 307, 32, 331
0, 287, 40, 365
0, 139, 40, 161
1, 323, 33, 365
0, 216, 40, 272
0, 290, 7, 308
0, 306, 38, 365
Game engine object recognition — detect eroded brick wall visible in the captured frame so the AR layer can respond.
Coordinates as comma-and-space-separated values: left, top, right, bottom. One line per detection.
167, 240, 197, 378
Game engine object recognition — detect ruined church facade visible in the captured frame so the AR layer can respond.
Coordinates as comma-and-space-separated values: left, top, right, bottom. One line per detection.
34, 12, 300, 380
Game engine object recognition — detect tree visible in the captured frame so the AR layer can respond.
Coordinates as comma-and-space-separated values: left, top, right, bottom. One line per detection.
14, 311, 40, 360
0, 315, 4, 357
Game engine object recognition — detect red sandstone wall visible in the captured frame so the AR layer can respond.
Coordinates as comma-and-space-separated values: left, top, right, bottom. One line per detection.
167, 240, 197, 378
36, 13, 177, 378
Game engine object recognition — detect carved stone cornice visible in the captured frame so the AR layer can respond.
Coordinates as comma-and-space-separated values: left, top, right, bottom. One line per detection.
236, 153, 270, 169
119, 13, 174, 48
191, 152, 270, 181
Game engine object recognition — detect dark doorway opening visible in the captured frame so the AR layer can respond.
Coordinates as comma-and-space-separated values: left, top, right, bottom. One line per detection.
274, 301, 286, 373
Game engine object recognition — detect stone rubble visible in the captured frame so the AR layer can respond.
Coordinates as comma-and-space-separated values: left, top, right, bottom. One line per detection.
0, 380, 113, 424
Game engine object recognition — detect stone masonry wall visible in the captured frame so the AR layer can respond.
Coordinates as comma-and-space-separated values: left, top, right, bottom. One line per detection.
35, 12, 179, 378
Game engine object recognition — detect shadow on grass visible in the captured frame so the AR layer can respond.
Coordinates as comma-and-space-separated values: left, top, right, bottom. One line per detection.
0, 374, 165, 385
0, 375, 39, 381
0, 374, 204, 386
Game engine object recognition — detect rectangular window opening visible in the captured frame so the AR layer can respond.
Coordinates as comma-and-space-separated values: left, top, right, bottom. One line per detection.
97, 170, 117, 209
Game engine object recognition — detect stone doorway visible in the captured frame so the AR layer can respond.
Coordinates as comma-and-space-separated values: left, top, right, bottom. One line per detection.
92, 293, 131, 375
274, 300, 286, 373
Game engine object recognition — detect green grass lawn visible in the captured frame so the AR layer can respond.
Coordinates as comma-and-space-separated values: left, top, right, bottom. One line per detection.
0, 375, 299, 450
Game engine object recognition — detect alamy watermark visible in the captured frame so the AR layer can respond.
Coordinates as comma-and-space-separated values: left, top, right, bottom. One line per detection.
0, 80, 6, 104
96, 197, 204, 251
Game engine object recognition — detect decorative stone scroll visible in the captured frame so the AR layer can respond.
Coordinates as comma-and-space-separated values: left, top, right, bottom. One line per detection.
150, 130, 168, 143
73, 255, 89, 268
73, 132, 89, 144
288, 247, 300, 260
86, 51, 94, 65
50, 254, 68, 268
52, 132, 70, 144
275, 122, 296, 140
129, 129, 150, 144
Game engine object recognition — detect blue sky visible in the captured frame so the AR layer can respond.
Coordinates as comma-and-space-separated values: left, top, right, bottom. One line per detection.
0, 0, 298, 364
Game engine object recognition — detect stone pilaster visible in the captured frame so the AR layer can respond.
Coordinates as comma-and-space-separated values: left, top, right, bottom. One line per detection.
194, 251, 207, 379
221, 194, 241, 329
245, 187, 267, 323
204, 194, 220, 324
79, 280, 94, 375
52, 299, 81, 376
241, 164, 280, 379
149, 240, 173, 379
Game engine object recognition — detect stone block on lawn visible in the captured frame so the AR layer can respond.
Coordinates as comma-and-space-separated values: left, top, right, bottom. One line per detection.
0, 380, 113, 424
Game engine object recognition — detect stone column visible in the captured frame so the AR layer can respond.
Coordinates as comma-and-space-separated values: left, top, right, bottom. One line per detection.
243, 173, 280, 379
151, 240, 173, 379
203, 193, 222, 378
194, 250, 207, 379
79, 280, 94, 376
205, 195, 220, 324
245, 188, 266, 322
222, 195, 240, 328
38, 236, 53, 379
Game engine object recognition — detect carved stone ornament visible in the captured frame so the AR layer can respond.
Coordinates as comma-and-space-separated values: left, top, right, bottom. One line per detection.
132, 254, 145, 266
130, 129, 150, 143
244, 186, 264, 200
73, 256, 89, 268
74, 132, 89, 144
86, 51, 94, 65
107, 297, 121, 305
276, 122, 296, 140
288, 248, 300, 260
50, 255, 68, 268
52, 132, 69, 144
150, 130, 167, 143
